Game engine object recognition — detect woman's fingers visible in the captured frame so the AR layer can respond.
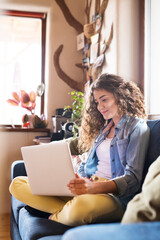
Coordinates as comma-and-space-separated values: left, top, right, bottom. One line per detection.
67, 177, 87, 194
75, 173, 80, 178
68, 178, 85, 185
67, 176, 94, 195
68, 185, 87, 195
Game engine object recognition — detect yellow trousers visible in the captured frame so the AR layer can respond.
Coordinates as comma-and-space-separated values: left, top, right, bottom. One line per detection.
9, 176, 124, 226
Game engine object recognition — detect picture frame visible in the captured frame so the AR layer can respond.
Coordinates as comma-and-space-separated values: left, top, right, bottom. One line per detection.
76, 32, 85, 51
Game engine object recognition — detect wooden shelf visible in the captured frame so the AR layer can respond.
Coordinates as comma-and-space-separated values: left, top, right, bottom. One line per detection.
0, 126, 50, 133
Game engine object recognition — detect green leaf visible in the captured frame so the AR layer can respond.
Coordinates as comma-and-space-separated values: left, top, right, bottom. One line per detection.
64, 105, 71, 109
77, 92, 84, 96
72, 95, 78, 100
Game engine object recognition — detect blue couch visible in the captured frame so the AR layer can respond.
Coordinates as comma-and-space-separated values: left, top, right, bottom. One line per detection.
10, 119, 160, 240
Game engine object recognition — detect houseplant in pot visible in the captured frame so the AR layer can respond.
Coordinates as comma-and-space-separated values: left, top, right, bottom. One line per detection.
7, 83, 47, 128
63, 91, 84, 137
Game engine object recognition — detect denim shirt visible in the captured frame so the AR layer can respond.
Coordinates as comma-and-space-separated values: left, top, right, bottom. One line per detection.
78, 115, 150, 207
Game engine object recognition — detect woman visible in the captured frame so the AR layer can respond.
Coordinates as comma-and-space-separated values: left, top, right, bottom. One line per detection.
10, 73, 150, 226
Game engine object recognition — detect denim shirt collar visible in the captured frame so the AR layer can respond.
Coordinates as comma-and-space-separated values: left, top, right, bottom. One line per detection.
98, 114, 128, 138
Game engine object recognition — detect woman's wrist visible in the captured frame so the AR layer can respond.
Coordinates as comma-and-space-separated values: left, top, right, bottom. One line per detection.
89, 180, 118, 194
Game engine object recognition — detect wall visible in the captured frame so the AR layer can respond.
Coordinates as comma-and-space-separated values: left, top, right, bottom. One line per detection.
117, 0, 140, 84
0, 0, 85, 213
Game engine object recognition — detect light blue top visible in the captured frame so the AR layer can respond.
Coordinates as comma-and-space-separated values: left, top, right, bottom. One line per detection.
78, 115, 150, 207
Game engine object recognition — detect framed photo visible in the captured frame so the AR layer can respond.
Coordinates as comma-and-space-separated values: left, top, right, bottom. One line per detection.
90, 43, 98, 64
95, 14, 102, 32
83, 43, 90, 55
77, 32, 85, 51
93, 54, 104, 69
82, 57, 90, 69
91, 33, 99, 44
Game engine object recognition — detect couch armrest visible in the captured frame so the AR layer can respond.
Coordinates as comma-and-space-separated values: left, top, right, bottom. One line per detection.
62, 222, 160, 240
11, 160, 27, 180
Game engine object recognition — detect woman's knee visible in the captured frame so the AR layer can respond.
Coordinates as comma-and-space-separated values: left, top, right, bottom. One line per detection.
65, 195, 94, 225
64, 194, 113, 225
63, 194, 123, 226
9, 176, 30, 199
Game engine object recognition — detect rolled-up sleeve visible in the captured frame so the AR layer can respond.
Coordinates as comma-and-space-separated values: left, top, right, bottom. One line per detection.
113, 121, 150, 197
78, 161, 87, 177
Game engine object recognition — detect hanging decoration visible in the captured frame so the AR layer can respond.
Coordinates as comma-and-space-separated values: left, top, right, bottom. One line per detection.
54, 0, 113, 91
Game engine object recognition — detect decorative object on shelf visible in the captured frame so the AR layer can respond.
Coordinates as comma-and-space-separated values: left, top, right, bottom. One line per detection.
22, 114, 48, 129
63, 91, 84, 137
32, 114, 48, 128
22, 114, 30, 128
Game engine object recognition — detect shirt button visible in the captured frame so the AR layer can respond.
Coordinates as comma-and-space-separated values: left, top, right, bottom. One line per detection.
112, 172, 115, 176
112, 159, 115, 162
111, 144, 113, 147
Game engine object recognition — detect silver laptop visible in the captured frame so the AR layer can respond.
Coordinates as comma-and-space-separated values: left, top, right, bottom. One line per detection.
21, 140, 75, 196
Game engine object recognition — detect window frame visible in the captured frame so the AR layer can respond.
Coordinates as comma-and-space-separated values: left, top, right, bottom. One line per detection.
143, 0, 160, 119
139, 0, 145, 92
139, 0, 160, 119
0, 9, 47, 127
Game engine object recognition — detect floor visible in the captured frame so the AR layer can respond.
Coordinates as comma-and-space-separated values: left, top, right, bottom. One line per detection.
0, 214, 11, 240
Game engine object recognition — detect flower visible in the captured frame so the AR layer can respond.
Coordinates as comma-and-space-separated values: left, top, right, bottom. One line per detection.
7, 90, 37, 114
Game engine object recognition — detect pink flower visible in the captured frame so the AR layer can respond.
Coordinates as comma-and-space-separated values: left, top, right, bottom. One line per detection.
29, 91, 36, 103
7, 99, 19, 106
7, 90, 37, 114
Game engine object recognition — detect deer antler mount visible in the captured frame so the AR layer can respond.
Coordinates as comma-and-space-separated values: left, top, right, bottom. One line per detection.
54, 44, 83, 92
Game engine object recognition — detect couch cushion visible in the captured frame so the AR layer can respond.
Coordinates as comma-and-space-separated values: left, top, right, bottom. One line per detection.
18, 207, 72, 240
10, 208, 22, 240
38, 236, 62, 240
11, 160, 27, 180
62, 222, 160, 240
11, 196, 26, 224
142, 120, 160, 184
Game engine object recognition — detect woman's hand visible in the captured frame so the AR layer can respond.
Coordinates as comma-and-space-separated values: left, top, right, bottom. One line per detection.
67, 173, 96, 195
67, 173, 118, 195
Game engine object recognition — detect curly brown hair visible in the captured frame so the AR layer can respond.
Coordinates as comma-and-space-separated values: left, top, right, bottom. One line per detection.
78, 73, 147, 152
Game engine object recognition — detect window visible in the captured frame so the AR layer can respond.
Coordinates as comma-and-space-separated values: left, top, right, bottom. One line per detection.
0, 10, 46, 125
145, 0, 160, 115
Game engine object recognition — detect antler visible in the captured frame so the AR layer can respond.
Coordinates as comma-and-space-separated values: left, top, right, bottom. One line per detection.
54, 45, 83, 92
85, 0, 92, 23
55, 0, 83, 34
100, 0, 109, 14
95, 0, 100, 14
104, 23, 113, 50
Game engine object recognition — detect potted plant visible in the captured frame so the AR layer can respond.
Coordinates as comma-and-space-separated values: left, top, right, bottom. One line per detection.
63, 91, 84, 137
7, 83, 47, 128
